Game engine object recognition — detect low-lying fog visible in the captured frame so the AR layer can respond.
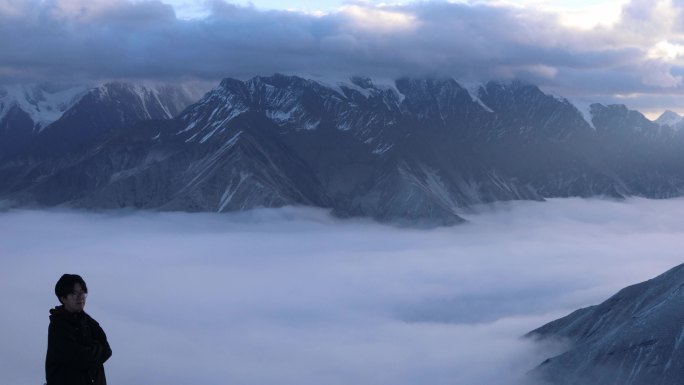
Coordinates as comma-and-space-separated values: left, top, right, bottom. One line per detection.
2, 197, 683, 385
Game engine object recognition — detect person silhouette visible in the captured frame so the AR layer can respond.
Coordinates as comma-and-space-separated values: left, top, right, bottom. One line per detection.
45, 274, 112, 385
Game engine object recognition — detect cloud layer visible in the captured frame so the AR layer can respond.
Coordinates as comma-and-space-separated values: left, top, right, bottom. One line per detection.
1, 197, 684, 385
2, 0, 684, 115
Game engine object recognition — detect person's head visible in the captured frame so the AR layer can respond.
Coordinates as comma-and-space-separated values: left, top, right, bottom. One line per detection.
55, 274, 88, 313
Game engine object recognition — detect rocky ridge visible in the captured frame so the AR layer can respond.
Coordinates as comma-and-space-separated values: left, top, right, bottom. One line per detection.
527, 264, 684, 385
2, 74, 684, 224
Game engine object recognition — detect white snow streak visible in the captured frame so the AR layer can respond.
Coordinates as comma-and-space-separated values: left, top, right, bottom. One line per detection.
0, 84, 87, 130
218, 172, 249, 212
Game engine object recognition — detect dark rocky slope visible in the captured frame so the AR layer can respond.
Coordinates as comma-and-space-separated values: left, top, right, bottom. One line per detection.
527, 264, 684, 385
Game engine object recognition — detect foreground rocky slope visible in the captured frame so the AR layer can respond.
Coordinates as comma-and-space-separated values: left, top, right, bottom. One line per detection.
527, 264, 684, 385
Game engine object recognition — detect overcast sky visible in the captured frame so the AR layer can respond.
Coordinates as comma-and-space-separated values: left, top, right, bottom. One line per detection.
2, 198, 684, 385
2, 0, 684, 117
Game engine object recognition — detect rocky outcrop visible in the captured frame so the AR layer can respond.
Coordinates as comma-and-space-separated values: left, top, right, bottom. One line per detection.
527, 264, 684, 385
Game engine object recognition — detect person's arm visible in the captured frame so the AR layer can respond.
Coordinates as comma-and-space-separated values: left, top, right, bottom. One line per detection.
90, 319, 112, 364
47, 320, 107, 369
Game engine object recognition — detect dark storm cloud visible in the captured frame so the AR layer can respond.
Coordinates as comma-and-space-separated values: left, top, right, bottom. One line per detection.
0, 2, 648, 78
1, 0, 683, 114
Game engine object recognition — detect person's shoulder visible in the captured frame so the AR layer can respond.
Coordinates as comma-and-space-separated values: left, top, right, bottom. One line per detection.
49, 308, 68, 323
83, 312, 102, 326
48, 313, 75, 334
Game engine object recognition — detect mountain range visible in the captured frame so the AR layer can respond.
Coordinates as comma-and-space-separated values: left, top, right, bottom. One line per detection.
526, 263, 684, 385
2, 74, 684, 224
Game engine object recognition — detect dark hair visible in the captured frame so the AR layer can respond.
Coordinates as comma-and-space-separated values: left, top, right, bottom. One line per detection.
55, 274, 88, 304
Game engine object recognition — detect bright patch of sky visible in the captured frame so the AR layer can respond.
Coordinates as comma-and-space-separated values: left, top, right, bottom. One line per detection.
650, 40, 684, 62
445, 0, 627, 29
165, 0, 627, 25
163, 0, 353, 18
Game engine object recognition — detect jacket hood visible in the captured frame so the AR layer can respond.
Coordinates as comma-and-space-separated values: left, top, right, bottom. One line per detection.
49, 305, 85, 321
49, 305, 68, 320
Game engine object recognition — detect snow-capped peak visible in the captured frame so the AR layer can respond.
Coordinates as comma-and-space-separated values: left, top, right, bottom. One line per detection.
654, 110, 683, 127
567, 98, 596, 129
0, 84, 88, 130
458, 80, 494, 113
84, 81, 208, 122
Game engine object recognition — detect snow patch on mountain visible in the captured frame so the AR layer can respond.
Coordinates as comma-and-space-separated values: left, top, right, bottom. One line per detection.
399, 162, 460, 213
0, 84, 88, 130
366, 78, 407, 104
372, 143, 393, 154
219, 171, 249, 212
655, 110, 683, 127
266, 108, 295, 122
299, 119, 320, 130
92, 82, 199, 120
567, 98, 596, 129
307, 74, 406, 105
341, 81, 374, 98
459, 80, 494, 113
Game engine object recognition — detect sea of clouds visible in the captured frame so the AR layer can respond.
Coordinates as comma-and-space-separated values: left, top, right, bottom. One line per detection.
1, 197, 683, 385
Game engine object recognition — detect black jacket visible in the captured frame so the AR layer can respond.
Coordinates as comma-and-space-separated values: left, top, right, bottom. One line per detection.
45, 306, 112, 385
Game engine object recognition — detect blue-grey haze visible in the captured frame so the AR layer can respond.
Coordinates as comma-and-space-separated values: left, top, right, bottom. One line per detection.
1, 198, 683, 385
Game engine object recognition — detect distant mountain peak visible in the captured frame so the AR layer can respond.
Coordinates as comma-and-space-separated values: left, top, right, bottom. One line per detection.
350, 76, 374, 89
655, 109, 683, 127
3, 74, 684, 225
0, 83, 88, 131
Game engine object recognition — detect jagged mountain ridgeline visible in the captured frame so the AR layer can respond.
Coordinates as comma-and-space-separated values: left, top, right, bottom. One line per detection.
2, 74, 684, 224
526, 263, 684, 385
0, 82, 205, 157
